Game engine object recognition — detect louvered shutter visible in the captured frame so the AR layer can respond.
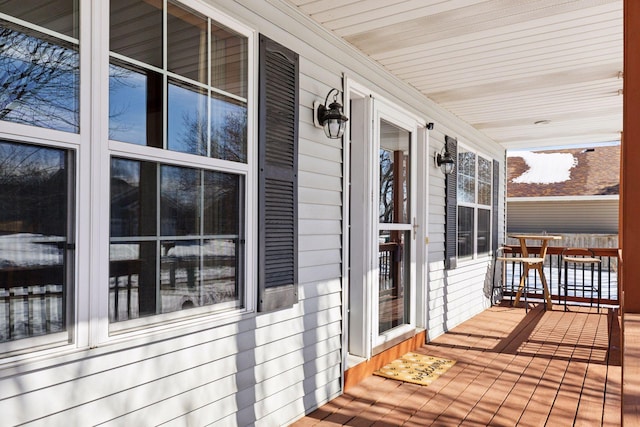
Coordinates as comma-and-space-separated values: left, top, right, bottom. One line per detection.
492, 159, 500, 253
258, 35, 299, 312
444, 136, 458, 270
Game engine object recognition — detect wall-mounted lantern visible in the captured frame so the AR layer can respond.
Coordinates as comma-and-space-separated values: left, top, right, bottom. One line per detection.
435, 143, 455, 175
314, 88, 349, 139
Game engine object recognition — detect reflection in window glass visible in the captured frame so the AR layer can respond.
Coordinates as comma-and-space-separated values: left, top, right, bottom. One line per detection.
204, 171, 242, 235
109, 61, 163, 147
109, 241, 156, 320
210, 94, 247, 162
167, 80, 208, 155
378, 230, 410, 334
161, 165, 199, 236
478, 157, 492, 206
0, 0, 78, 38
108, 0, 249, 163
110, 0, 163, 68
167, 1, 207, 84
110, 158, 157, 237
457, 150, 476, 204
458, 206, 474, 259
456, 149, 493, 260
0, 20, 79, 132
109, 158, 245, 323
379, 120, 410, 224
0, 140, 72, 343
211, 23, 247, 99
478, 209, 491, 255
379, 149, 394, 223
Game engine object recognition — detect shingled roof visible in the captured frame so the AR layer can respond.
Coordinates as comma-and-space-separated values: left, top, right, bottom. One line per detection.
507, 145, 620, 198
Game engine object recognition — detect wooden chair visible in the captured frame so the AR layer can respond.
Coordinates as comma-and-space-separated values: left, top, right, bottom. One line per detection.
495, 246, 545, 312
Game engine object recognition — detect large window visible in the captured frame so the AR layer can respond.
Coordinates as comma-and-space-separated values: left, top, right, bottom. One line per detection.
0, 1, 79, 355
108, 0, 250, 328
109, 159, 244, 323
109, 0, 248, 161
0, 0, 253, 353
457, 148, 492, 260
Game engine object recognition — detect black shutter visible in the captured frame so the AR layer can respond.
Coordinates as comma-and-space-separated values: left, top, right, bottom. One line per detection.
258, 34, 299, 312
492, 159, 500, 253
444, 136, 458, 270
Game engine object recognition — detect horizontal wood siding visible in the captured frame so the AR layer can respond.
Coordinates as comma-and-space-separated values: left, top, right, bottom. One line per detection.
427, 128, 505, 341
507, 199, 619, 234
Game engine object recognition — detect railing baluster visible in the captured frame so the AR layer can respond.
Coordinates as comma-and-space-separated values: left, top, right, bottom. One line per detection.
499, 245, 619, 308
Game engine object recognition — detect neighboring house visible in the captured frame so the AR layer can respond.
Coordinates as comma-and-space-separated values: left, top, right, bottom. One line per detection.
0, 1, 506, 426
507, 145, 620, 235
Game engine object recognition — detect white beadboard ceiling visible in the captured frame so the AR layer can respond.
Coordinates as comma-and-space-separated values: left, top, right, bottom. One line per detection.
284, 0, 623, 149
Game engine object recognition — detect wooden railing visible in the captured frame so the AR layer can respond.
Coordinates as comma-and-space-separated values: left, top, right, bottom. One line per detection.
497, 245, 619, 306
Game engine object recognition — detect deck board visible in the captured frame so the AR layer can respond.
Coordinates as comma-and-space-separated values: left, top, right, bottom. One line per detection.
291, 304, 621, 426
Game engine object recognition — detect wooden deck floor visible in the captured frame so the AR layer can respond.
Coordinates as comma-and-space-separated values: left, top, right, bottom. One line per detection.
291, 304, 621, 426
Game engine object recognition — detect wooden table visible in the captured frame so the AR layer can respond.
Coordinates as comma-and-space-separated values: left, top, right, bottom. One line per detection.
508, 234, 562, 310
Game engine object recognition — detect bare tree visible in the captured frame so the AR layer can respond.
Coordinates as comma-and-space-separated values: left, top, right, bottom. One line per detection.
0, 22, 79, 131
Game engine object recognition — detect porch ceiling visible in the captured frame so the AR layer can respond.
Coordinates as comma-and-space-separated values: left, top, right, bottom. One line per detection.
283, 0, 623, 150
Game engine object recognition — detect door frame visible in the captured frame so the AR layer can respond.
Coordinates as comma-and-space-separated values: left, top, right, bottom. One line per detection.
343, 77, 430, 364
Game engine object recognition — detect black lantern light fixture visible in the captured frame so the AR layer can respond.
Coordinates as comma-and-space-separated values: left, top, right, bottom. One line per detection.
435, 144, 455, 175
315, 88, 349, 139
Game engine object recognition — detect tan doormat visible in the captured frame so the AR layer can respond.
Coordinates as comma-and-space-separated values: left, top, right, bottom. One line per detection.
373, 352, 456, 386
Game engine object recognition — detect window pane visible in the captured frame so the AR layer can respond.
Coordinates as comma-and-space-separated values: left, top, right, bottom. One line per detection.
0, 0, 78, 38
379, 119, 410, 224
210, 94, 247, 162
478, 157, 492, 206
110, 0, 162, 67
203, 171, 241, 235
478, 182, 491, 207
378, 230, 410, 334
478, 209, 491, 255
110, 158, 157, 237
109, 241, 157, 321
167, 1, 207, 84
109, 160, 245, 323
109, 61, 163, 147
167, 79, 208, 155
0, 140, 71, 343
211, 23, 247, 99
457, 150, 475, 203
458, 206, 474, 259
0, 20, 79, 132
160, 239, 201, 312
160, 165, 199, 236
202, 237, 242, 306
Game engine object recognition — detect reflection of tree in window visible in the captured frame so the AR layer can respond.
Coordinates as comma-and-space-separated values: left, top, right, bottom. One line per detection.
0, 141, 68, 236
379, 149, 394, 223
161, 165, 199, 236
0, 22, 79, 132
0, 140, 70, 343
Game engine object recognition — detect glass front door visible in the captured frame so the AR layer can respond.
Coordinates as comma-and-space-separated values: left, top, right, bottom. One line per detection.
374, 105, 416, 344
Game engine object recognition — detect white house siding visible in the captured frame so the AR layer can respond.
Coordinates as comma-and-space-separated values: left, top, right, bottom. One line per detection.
426, 128, 506, 340
0, 1, 507, 426
507, 197, 619, 234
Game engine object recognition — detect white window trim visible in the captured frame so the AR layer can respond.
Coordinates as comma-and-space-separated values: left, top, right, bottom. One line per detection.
94, 0, 257, 344
0, 0, 258, 363
456, 142, 494, 264
345, 78, 423, 359
0, 1, 91, 362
